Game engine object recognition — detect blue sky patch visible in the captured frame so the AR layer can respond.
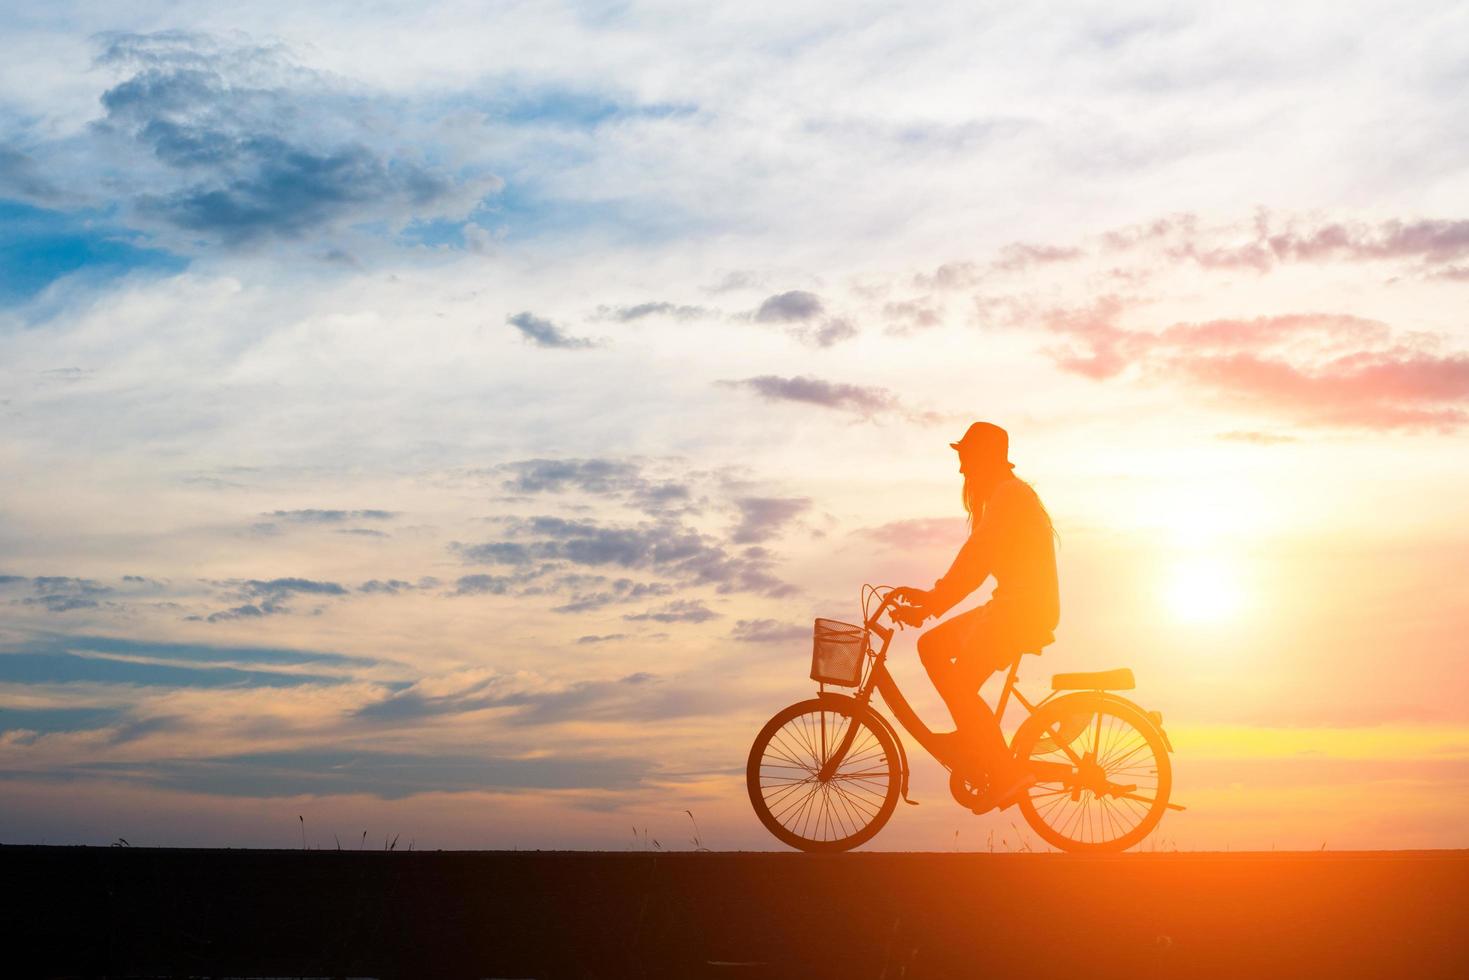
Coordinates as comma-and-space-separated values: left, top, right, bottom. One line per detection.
0, 705, 125, 735
492, 87, 696, 129
89, 749, 650, 798
38, 633, 381, 670
0, 650, 346, 689
0, 199, 187, 306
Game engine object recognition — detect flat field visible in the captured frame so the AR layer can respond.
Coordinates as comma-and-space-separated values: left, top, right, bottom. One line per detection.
3, 847, 1465, 979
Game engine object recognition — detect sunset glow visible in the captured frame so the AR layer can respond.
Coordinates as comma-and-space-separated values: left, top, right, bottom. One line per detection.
0, 2, 1465, 856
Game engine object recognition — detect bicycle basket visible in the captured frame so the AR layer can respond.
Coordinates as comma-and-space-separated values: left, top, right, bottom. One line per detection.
811, 618, 868, 687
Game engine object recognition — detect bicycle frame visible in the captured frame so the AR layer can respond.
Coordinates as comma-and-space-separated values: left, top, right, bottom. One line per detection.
816, 593, 1060, 789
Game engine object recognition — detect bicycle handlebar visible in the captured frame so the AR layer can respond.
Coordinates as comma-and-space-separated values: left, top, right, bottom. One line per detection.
864, 589, 907, 644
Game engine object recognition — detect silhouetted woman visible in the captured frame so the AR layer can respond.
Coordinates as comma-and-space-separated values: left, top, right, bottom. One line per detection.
891, 421, 1059, 805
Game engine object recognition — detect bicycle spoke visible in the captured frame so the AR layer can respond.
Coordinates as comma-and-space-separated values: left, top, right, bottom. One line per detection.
1014, 702, 1171, 850
772, 780, 820, 826
752, 705, 898, 847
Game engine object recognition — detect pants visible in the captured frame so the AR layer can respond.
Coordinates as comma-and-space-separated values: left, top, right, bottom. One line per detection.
917, 603, 1042, 766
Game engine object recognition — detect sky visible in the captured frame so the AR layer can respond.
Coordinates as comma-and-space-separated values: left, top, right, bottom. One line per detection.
1, 1, 1466, 851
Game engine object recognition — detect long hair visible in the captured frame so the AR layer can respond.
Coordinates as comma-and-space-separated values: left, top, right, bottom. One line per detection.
963, 470, 1058, 542
961, 473, 987, 529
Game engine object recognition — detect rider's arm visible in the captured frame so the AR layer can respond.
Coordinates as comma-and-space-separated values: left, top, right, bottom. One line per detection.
927, 532, 991, 618
926, 480, 1020, 617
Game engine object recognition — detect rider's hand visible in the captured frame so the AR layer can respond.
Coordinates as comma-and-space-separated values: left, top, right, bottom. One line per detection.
891, 603, 930, 628
889, 586, 933, 627
890, 586, 932, 607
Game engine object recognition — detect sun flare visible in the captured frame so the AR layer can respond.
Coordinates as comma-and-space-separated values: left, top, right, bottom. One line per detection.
1165, 556, 1244, 624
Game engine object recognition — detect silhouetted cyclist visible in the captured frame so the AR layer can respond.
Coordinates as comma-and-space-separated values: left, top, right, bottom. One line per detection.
891, 421, 1059, 806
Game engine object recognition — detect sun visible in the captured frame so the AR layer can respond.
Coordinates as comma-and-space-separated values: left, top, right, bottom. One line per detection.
1164, 555, 1244, 624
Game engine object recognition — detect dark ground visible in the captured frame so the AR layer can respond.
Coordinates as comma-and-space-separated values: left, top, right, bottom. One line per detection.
3, 846, 1466, 979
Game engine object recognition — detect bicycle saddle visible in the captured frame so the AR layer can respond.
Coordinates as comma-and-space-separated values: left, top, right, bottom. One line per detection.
1051, 668, 1136, 691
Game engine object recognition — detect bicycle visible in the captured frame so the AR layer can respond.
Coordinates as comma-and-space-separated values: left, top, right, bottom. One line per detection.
746, 585, 1183, 852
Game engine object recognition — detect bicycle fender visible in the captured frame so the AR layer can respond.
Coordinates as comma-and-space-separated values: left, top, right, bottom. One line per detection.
1015, 691, 1174, 755
816, 691, 916, 805
1096, 692, 1175, 754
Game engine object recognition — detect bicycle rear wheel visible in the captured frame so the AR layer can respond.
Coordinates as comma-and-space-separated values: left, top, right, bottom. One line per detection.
746, 698, 901, 852
1013, 695, 1171, 852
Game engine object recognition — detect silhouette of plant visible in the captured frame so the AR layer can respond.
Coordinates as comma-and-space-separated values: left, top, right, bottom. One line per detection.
684, 810, 710, 851
630, 826, 661, 851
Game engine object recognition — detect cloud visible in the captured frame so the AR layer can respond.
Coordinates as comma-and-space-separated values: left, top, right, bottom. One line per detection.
731, 496, 811, 544
495, 458, 692, 514
354, 667, 714, 728
199, 576, 349, 621
88, 32, 493, 247
576, 633, 628, 644
748, 290, 858, 346
506, 311, 597, 349
550, 579, 674, 614
0, 650, 345, 689
730, 619, 809, 643
500, 457, 639, 494
267, 509, 397, 523
912, 240, 1084, 291
0, 145, 63, 202
857, 517, 967, 549
754, 290, 823, 322
1175, 350, 1469, 430
623, 599, 719, 623
11, 633, 376, 670
720, 375, 904, 419
358, 577, 440, 594
882, 299, 942, 332
22, 596, 103, 613
704, 270, 763, 293
452, 574, 516, 596
991, 242, 1085, 272
456, 515, 795, 600
4, 577, 114, 614
133, 141, 457, 245
596, 301, 708, 321
1042, 299, 1469, 430
1102, 212, 1469, 275
240, 577, 348, 597
912, 261, 981, 290
10, 749, 650, 799
800, 317, 858, 347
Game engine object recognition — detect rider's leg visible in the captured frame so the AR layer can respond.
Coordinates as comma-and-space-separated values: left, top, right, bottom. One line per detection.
918, 608, 1011, 764
916, 609, 981, 729
948, 651, 1012, 763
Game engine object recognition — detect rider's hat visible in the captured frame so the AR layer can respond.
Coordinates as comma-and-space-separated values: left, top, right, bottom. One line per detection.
950, 421, 1015, 469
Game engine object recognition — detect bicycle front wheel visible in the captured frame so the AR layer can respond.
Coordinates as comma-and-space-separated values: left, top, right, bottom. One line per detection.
746, 698, 901, 852
1013, 695, 1172, 852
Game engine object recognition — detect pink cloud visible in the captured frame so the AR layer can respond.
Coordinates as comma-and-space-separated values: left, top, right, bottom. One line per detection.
913, 240, 1085, 290
1103, 212, 1469, 275
855, 516, 967, 548
1040, 298, 1469, 431
1173, 351, 1469, 430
